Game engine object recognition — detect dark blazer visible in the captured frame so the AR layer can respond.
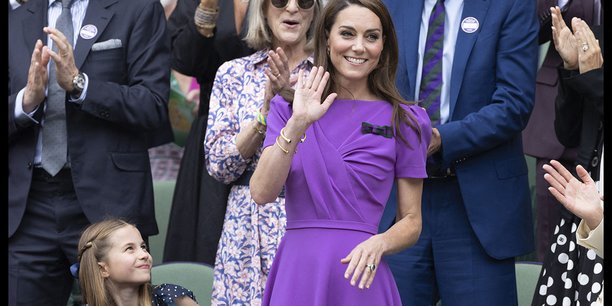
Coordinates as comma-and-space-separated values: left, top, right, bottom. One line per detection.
554, 26, 603, 179
8, 0, 172, 238
522, 0, 595, 159
382, 0, 538, 259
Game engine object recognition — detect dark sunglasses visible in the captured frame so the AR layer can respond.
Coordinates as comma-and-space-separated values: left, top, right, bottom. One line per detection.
271, 0, 315, 10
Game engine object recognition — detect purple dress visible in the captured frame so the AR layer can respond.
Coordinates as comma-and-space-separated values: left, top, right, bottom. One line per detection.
261, 96, 431, 305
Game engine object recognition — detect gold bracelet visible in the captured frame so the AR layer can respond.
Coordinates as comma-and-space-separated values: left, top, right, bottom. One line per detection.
253, 121, 265, 136
279, 127, 292, 143
279, 127, 306, 143
275, 136, 289, 154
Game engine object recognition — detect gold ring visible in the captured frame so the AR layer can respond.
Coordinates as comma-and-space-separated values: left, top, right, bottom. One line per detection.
582, 43, 589, 52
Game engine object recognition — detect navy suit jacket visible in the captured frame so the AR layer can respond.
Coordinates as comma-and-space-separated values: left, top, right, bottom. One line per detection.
382, 0, 538, 259
8, 0, 172, 238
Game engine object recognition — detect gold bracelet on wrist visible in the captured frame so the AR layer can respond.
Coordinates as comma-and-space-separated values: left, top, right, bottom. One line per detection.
275, 136, 289, 154
253, 121, 266, 136
279, 127, 292, 143
279, 127, 306, 144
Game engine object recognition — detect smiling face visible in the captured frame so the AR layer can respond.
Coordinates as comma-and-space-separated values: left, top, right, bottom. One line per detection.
266, 0, 315, 48
327, 4, 384, 87
98, 225, 152, 288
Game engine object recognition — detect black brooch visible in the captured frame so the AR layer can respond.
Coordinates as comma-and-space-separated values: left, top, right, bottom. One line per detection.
361, 122, 393, 139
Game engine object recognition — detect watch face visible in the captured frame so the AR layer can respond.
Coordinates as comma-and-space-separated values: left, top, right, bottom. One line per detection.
74, 73, 85, 90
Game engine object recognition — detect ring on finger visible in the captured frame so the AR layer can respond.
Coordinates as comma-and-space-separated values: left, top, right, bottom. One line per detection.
582, 43, 589, 52
366, 263, 376, 272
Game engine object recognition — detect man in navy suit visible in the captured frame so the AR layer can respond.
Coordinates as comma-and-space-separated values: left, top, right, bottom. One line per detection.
380, 0, 538, 305
8, 0, 171, 305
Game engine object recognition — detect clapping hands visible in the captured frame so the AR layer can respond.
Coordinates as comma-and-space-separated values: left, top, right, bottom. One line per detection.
550, 6, 602, 73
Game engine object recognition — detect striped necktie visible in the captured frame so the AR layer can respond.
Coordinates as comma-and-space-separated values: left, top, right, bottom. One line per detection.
41, 0, 74, 176
419, 0, 445, 126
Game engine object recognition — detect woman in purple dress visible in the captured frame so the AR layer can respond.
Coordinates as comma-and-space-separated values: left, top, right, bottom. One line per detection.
250, 0, 432, 304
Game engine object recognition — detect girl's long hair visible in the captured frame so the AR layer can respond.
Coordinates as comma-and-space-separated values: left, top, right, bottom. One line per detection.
78, 219, 153, 306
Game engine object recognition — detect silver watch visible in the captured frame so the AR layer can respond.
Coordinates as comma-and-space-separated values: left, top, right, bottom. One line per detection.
71, 72, 86, 96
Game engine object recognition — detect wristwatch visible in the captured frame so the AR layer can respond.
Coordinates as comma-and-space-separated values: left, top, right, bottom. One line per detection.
71, 71, 86, 97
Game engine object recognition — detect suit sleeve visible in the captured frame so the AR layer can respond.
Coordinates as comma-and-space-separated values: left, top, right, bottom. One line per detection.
436, 0, 538, 164
78, 1, 171, 131
554, 67, 603, 147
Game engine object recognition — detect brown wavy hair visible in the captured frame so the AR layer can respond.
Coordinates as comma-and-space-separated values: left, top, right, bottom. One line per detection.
311, 0, 422, 144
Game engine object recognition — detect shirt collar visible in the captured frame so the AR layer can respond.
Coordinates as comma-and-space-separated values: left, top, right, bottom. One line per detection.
48, 0, 80, 8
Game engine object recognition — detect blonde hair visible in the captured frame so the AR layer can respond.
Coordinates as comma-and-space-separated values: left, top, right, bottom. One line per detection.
244, 0, 322, 50
78, 219, 153, 306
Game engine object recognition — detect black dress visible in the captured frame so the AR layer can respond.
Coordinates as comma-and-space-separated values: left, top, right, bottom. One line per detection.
531, 25, 603, 306
162, 0, 254, 265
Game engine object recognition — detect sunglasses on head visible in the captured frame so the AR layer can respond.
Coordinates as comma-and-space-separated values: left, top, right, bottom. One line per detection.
271, 0, 315, 10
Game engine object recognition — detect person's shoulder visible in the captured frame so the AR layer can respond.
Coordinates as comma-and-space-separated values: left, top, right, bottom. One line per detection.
152, 283, 196, 301
231, 49, 267, 66
218, 50, 264, 72
400, 103, 432, 130
400, 103, 426, 117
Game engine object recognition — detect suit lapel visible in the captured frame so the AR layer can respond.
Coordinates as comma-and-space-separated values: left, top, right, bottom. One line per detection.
449, 0, 489, 118
21, 0, 48, 53
73, 0, 116, 69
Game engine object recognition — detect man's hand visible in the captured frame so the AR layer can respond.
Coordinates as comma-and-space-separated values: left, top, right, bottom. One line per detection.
427, 128, 441, 156
43, 27, 79, 92
23, 39, 50, 113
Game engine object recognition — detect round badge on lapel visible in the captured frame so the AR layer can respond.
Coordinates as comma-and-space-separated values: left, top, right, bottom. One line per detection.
80, 24, 98, 40
461, 17, 479, 33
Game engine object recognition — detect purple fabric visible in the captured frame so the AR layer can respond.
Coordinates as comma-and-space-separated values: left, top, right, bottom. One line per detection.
419, 0, 445, 125
261, 96, 431, 305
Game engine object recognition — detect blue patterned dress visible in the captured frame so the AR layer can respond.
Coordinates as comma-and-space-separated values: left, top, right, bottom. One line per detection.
204, 49, 313, 305
153, 283, 196, 306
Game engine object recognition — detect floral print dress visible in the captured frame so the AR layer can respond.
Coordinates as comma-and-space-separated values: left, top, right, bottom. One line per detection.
204, 49, 313, 306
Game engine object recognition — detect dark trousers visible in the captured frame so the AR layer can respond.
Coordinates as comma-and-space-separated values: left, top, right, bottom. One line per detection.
8, 169, 90, 306
385, 177, 517, 306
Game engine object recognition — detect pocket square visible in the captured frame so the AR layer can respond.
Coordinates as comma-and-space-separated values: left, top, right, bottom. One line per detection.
91, 39, 122, 51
